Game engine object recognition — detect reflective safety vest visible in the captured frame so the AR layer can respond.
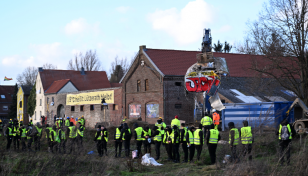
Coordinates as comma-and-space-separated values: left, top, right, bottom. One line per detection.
21, 128, 27, 138
194, 129, 201, 145
143, 129, 151, 140
68, 126, 77, 138
46, 127, 52, 138
171, 119, 181, 128
36, 126, 42, 136
229, 128, 239, 145
122, 128, 131, 140
8, 127, 13, 136
65, 119, 70, 126
115, 128, 121, 140
81, 119, 85, 126
49, 129, 56, 141
78, 126, 84, 137
96, 131, 102, 140
188, 130, 194, 144
163, 132, 171, 144
279, 124, 292, 140
13, 126, 18, 136
181, 128, 187, 142
155, 122, 166, 134
135, 127, 144, 141
213, 112, 220, 125
104, 131, 109, 142
154, 129, 162, 142
209, 129, 219, 144
201, 116, 212, 126
170, 130, 179, 143
241, 126, 252, 144
58, 129, 66, 140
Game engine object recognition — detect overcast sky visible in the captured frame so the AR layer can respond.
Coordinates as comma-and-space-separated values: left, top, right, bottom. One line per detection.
0, 0, 266, 85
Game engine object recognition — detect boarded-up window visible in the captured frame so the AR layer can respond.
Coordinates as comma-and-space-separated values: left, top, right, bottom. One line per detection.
145, 79, 149, 91
137, 80, 141, 92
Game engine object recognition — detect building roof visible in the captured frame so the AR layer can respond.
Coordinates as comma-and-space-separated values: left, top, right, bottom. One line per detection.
45, 79, 74, 94
0, 85, 15, 103
39, 69, 111, 92
21, 85, 32, 95
144, 48, 268, 77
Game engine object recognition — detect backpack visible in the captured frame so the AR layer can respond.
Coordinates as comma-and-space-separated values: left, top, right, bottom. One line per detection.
281, 125, 290, 140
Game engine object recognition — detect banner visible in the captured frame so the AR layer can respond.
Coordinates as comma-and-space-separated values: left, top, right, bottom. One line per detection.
146, 104, 159, 118
129, 104, 141, 118
66, 90, 114, 105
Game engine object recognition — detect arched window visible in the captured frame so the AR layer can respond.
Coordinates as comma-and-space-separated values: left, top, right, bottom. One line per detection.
137, 80, 141, 92
145, 79, 149, 91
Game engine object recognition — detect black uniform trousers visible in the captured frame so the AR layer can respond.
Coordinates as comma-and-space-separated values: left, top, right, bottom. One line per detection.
6, 136, 12, 150
166, 143, 173, 160
182, 142, 188, 161
155, 141, 161, 159
13, 136, 19, 150
195, 144, 203, 160
208, 143, 218, 164
34, 136, 41, 151
144, 140, 151, 154
115, 140, 122, 156
21, 137, 26, 150
27, 138, 33, 150
231, 145, 238, 162
189, 144, 195, 161
102, 140, 107, 156
173, 143, 180, 161
123, 140, 130, 157
242, 144, 252, 160
96, 140, 102, 156
279, 140, 291, 165
136, 140, 143, 158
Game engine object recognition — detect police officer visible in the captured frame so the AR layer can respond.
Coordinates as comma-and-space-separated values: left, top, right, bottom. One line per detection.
94, 125, 103, 157
26, 123, 34, 152
6, 123, 13, 150
229, 122, 239, 162
206, 124, 221, 164
172, 125, 180, 163
134, 123, 144, 158
143, 126, 152, 155
201, 113, 212, 139
155, 117, 166, 144
101, 125, 108, 156
194, 124, 204, 161
12, 123, 20, 150
186, 126, 195, 162
121, 123, 131, 158
114, 124, 123, 157
34, 122, 42, 151
171, 115, 181, 129
240, 120, 253, 161
77, 122, 84, 153
58, 126, 66, 153
67, 122, 77, 154
180, 123, 188, 163
152, 126, 162, 160
164, 126, 173, 161
20, 125, 27, 151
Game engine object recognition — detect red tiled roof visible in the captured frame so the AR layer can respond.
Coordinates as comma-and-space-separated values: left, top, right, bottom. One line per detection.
144, 49, 268, 77
45, 79, 72, 94
110, 83, 122, 87
0, 85, 15, 102
40, 70, 111, 92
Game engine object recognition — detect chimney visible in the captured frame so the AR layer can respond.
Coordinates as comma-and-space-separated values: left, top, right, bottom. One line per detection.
139, 45, 146, 51
81, 67, 85, 75
38, 67, 43, 72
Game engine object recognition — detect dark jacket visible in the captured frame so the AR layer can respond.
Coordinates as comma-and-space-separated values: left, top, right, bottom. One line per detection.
198, 130, 204, 145
275, 119, 296, 140
180, 128, 187, 143
229, 128, 235, 145
121, 123, 131, 141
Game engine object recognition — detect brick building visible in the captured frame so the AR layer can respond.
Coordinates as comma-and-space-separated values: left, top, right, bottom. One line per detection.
33, 68, 122, 128
0, 85, 15, 121
120, 46, 296, 124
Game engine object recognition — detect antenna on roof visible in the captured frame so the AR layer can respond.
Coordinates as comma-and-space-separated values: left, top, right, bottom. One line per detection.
201, 29, 212, 53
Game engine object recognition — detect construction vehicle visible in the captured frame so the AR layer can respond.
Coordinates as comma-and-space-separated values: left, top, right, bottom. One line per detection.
286, 98, 308, 132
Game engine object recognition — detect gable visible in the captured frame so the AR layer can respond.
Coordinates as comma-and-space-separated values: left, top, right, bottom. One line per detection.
58, 81, 78, 93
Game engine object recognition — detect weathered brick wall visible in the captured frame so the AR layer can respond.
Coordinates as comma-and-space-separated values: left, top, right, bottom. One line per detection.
122, 49, 164, 124
45, 87, 122, 129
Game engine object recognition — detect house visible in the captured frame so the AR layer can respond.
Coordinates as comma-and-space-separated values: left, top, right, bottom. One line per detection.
0, 85, 15, 121
33, 67, 122, 127
120, 45, 296, 124
17, 85, 32, 124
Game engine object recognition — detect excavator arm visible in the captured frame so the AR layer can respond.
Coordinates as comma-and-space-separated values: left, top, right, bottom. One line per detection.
286, 98, 308, 117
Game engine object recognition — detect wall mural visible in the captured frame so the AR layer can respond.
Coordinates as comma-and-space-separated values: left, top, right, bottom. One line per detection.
146, 104, 159, 118
129, 104, 141, 118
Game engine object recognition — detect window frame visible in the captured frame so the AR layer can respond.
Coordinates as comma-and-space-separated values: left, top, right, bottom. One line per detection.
137, 80, 141, 92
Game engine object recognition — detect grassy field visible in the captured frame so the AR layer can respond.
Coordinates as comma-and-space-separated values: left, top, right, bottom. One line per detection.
0, 122, 308, 175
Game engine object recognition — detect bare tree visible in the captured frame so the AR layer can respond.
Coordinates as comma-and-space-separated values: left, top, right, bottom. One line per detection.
17, 66, 37, 86
42, 63, 57, 69
239, 0, 308, 105
108, 56, 132, 82
67, 50, 102, 71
